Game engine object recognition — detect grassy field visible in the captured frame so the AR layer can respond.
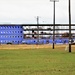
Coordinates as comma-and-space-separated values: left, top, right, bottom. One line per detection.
0, 45, 75, 75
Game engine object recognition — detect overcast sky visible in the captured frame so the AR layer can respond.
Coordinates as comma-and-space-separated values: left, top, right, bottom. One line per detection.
0, 0, 75, 24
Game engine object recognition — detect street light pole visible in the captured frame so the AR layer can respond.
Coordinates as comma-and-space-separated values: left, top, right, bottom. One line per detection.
69, 0, 71, 52
50, 0, 59, 49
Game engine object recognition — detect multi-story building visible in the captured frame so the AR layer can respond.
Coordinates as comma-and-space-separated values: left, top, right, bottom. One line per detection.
0, 24, 74, 44
0, 25, 23, 44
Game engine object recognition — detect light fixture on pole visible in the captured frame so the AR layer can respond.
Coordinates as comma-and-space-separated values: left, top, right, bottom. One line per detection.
50, 0, 59, 49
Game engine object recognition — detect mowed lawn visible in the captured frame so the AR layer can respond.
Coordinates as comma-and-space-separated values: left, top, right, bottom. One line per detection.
0, 48, 75, 75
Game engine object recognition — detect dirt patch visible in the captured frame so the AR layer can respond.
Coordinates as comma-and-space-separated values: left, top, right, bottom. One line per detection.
0, 44, 69, 49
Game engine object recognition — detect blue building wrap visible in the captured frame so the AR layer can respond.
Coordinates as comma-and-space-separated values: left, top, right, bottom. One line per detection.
0, 25, 69, 44
0, 25, 24, 44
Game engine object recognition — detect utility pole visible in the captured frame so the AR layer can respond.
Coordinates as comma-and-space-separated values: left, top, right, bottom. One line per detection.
53, 1, 55, 49
69, 0, 71, 52
37, 16, 39, 44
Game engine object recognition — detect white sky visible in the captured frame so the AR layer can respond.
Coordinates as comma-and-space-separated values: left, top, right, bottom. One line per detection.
0, 0, 74, 24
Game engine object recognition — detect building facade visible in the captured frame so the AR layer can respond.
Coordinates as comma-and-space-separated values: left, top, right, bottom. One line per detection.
0, 25, 23, 44
0, 24, 74, 44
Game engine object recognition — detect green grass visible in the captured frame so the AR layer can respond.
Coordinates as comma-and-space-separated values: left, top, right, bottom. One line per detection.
0, 48, 75, 75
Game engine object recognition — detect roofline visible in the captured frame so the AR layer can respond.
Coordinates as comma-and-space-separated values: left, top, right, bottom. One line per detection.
0, 24, 75, 26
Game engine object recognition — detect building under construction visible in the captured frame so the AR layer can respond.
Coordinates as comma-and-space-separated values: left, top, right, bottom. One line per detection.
0, 24, 75, 44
